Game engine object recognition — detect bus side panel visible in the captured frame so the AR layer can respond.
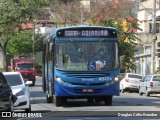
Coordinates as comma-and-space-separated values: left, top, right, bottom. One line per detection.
42, 44, 46, 92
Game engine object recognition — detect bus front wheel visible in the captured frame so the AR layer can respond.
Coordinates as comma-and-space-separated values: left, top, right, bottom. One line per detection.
46, 95, 53, 103
104, 96, 112, 106
87, 98, 94, 103
55, 96, 66, 107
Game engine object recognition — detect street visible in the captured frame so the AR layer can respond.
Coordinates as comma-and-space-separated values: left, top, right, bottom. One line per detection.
29, 77, 160, 112
2, 76, 160, 120
1, 0, 160, 120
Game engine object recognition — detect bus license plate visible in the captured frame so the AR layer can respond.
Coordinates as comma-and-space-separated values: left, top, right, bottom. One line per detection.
83, 89, 93, 92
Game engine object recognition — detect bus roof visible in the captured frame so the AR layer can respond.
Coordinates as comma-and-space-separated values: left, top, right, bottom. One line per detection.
56, 25, 117, 31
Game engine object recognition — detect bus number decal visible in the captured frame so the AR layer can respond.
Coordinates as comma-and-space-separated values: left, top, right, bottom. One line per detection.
99, 77, 112, 81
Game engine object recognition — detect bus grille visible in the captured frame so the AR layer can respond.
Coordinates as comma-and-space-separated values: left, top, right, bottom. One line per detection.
65, 73, 109, 78
70, 82, 105, 86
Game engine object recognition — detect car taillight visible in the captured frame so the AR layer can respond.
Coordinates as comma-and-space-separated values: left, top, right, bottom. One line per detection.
125, 78, 129, 82
150, 82, 153, 88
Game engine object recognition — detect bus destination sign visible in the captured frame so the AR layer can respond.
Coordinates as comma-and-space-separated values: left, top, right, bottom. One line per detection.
57, 28, 117, 38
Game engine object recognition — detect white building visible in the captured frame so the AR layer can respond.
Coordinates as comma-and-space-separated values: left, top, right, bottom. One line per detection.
135, 0, 160, 76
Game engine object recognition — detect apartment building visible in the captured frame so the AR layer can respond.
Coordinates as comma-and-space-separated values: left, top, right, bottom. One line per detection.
135, 0, 160, 76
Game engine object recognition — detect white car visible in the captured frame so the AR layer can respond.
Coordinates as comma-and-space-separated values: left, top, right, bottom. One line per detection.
139, 74, 160, 96
120, 73, 143, 93
3, 72, 32, 112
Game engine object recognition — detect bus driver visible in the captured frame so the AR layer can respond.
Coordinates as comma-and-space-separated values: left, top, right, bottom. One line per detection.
95, 48, 112, 69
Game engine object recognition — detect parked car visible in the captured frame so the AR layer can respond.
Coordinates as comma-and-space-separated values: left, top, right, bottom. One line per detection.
120, 73, 143, 93
0, 72, 14, 112
3, 72, 32, 112
139, 74, 160, 96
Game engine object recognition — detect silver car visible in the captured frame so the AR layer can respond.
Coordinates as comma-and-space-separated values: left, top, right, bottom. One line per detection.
139, 74, 160, 96
120, 73, 143, 93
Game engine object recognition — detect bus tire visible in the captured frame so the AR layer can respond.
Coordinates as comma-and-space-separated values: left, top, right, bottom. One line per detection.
87, 98, 94, 103
104, 96, 112, 106
55, 96, 63, 107
46, 95, 53, 103
95, 97, 102, 103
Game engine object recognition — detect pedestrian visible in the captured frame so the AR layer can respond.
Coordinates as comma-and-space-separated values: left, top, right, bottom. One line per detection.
7, 65, 11, 72
155, 67, 160, 74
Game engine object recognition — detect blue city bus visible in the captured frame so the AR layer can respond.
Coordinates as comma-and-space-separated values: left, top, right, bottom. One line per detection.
42, 25, 120, 106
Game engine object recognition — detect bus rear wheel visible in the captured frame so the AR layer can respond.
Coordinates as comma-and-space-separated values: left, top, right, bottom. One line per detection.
104, 96, 112, 106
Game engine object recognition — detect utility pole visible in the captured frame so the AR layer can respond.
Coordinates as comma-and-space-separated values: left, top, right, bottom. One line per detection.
80, 5, 83, 25
151, 0, 157, 74
80, 0, 83, 25
32, 22, 35, 58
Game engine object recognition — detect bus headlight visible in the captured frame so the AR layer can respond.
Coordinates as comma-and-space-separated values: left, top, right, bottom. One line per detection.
56, 76, 64, 84
56, 76, 71, 86
114, 76, 119, 81
56, 77, 62, 82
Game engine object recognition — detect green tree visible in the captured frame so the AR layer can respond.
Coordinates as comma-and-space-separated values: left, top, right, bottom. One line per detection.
8, 30, 43, 56
0, 0, 48, 71
86, 0, 141, 72
50, 0, 140, 72
96, 18, 140, 71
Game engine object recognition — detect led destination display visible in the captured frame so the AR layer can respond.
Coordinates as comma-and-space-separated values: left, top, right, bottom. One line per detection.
57, 28, 117, 38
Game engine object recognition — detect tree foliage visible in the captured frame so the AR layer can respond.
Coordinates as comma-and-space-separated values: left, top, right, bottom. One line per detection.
8, 31, 32, 56
50, 0, 140, 71
94, 17, 140, 71
0, 0, 48, 71
7, 30, 43, 56
50, 0, 93, 25
0, 0, 48, 26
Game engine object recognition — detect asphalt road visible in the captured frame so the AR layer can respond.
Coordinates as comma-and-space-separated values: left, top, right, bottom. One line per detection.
2, 76, 160, 119
29, 76, 160, 112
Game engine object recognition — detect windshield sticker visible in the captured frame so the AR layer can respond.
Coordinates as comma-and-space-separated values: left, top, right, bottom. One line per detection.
96, 61, 104, 69
65, 64, 87, 70
88, 62, 96, 70
88, 61, 105, 70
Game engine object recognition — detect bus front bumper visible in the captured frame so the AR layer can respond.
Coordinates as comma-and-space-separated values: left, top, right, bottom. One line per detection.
54, 81, 120, 97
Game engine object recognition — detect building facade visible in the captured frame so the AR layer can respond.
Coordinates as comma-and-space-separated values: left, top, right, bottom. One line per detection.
136, 0, 160, 76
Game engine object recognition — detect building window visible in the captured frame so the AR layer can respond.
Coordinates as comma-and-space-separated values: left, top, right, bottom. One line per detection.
149, 23, 160, 33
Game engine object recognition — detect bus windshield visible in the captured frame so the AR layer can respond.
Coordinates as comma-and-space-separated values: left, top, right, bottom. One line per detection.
56, 41, 119, 71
